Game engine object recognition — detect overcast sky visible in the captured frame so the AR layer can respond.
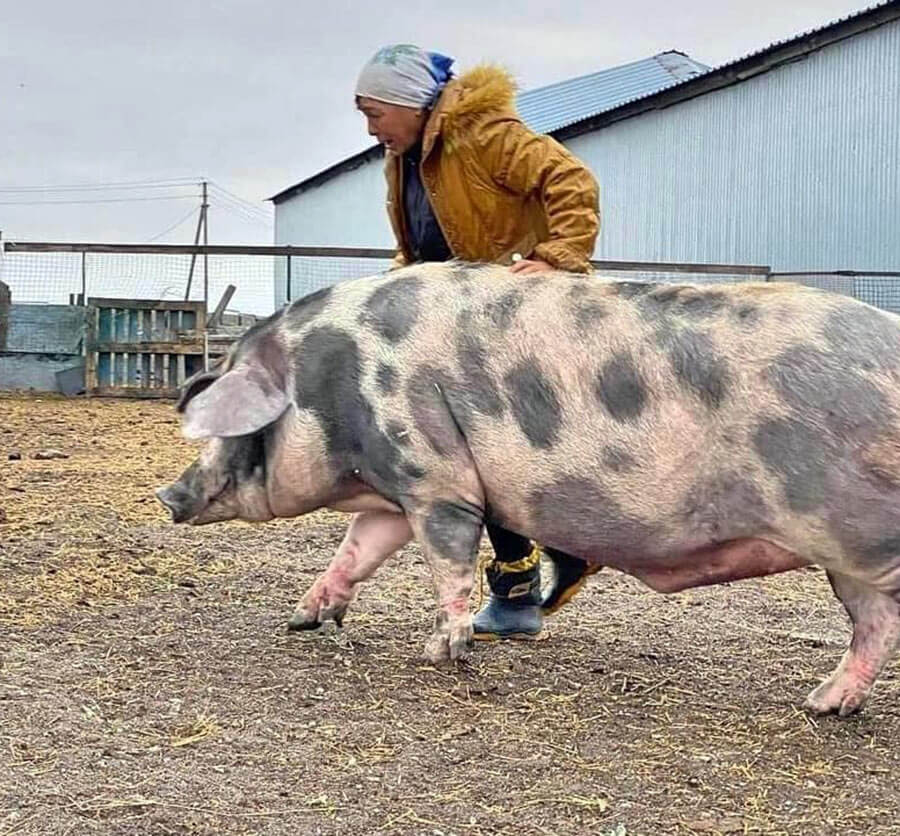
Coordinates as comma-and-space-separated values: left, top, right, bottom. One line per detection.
1, 0, 873, 245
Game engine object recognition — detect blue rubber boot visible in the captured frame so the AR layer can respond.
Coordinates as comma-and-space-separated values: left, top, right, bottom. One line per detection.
472, 555, 543, 641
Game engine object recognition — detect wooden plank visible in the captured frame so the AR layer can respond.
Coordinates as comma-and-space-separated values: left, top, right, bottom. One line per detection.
90, 386, 180, 399
207, 285, 236, 329
87, 297, 206, 313
91, 341, 203, 355
84, 306, 99, 392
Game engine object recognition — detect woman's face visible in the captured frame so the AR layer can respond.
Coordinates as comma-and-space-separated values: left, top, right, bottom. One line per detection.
356, 97, 427, 154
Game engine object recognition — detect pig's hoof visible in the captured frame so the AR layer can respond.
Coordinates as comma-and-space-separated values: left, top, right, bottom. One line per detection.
423, 623, 473, 665
287, 611, 322, 632
804, 679, 868, 717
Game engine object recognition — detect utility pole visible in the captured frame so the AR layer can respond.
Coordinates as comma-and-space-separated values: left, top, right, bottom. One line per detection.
202, 179, 209, 311
184, 179, 209, 302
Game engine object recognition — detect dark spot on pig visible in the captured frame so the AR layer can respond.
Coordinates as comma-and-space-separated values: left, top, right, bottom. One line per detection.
529, 476, 657, 559
602, 445, 636, 473
425, 501, 483, 562
679, 290, 728, 319
284, 286, 333, 330
401, 461, 426, 480
484, 289, 523, 331
612, 281, 653, 299
295, 328, 364, 457
681, 472, 770, 539
823, 306, 900, 371
384, 420, 411, 446
595, 353, 648, 422
295, 327, 409, 495
376, 363, 398, 395
735, 304, 760, 324
571, 300, 608, 330
659, 328, 731, 409
754, 417, 831, 512
862, 534, 900, 561
407, 366, 465, 458
766, 345, 889, 436
362, 276, 423, 343
451, 262, 490, 282
456, 308, 473, 330
455, 332, 504, 418
504, 359, 562, 449
568, 282, 589, 299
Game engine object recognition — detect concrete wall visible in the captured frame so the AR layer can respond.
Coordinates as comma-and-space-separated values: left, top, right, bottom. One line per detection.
0, 353, 83, 392
0, 303, 85, 393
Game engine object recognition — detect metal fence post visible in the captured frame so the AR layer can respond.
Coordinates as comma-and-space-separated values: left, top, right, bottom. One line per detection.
286, 251, 292, 303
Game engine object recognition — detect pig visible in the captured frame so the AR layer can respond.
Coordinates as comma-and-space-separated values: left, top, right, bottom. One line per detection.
157, 261, 900, 717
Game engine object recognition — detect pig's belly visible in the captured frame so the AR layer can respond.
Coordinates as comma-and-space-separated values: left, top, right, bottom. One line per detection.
606, 539, 810, 593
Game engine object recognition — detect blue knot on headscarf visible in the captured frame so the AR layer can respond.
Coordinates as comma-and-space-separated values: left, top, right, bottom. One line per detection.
426, 52, 454, 106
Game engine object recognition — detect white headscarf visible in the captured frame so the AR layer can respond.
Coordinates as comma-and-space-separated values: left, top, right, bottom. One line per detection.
355, 44, 455, 109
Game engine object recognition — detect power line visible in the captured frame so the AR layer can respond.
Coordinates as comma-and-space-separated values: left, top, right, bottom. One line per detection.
208, 188, 272, 224
147, 206, 200, 242
0, 195, 201, 206
208, 180, 270, 213
0, 177, 201, 193
207, 181, 272, 220
211, 199, 273, 229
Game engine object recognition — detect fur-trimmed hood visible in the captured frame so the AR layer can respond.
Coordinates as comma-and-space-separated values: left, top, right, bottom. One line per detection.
435, 65, 519, 138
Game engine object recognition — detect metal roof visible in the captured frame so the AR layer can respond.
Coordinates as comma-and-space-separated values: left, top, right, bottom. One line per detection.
555, 0, 900, 140
516, 51, 708, 134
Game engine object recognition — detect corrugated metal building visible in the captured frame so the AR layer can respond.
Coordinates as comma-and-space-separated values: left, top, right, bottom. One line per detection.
270, 2, 900, 307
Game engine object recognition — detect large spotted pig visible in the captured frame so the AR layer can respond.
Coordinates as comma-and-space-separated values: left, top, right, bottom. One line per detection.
157, 262, 900, 716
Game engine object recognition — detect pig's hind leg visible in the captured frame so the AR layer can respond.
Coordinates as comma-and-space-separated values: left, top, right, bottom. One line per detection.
805, 571, 900, 716
288, 510, 413, 631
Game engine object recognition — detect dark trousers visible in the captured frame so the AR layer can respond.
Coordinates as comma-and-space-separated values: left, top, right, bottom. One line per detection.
485, 522, 533, 564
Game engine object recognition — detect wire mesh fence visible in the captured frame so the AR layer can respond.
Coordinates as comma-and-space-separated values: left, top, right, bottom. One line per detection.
3, 242, 900, 324
768, 271, 900, 314
0, 249, 279, 317
280, 255, 394, 304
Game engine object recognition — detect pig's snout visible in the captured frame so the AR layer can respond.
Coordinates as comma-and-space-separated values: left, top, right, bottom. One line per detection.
155, 483, 200, 523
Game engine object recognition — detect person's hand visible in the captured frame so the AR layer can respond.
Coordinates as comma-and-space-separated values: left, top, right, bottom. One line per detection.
509, 258, 554, 275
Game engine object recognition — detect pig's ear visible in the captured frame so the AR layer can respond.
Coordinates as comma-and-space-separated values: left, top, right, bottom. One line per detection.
177, 364, 223, 413
182, 365, 290, 439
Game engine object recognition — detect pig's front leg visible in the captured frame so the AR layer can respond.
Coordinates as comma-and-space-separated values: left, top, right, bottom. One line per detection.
407, 501, 483, 664
288, 510, 413, 631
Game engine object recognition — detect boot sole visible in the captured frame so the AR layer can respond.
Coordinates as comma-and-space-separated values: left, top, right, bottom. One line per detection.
472, 630, 546, 642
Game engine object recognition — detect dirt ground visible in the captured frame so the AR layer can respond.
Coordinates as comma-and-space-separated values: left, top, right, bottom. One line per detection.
1, 394, 898, 836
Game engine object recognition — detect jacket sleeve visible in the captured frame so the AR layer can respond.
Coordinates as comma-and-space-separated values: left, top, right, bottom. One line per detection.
481, 120, 600, 273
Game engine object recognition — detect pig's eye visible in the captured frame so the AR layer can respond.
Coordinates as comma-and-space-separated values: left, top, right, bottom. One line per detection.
210, 473, 233, 502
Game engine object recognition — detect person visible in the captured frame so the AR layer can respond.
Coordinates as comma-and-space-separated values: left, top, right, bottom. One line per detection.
353, 43, 601, 640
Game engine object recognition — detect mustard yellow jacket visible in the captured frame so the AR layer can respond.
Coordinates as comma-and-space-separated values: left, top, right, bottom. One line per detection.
384, 66, 601, 273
